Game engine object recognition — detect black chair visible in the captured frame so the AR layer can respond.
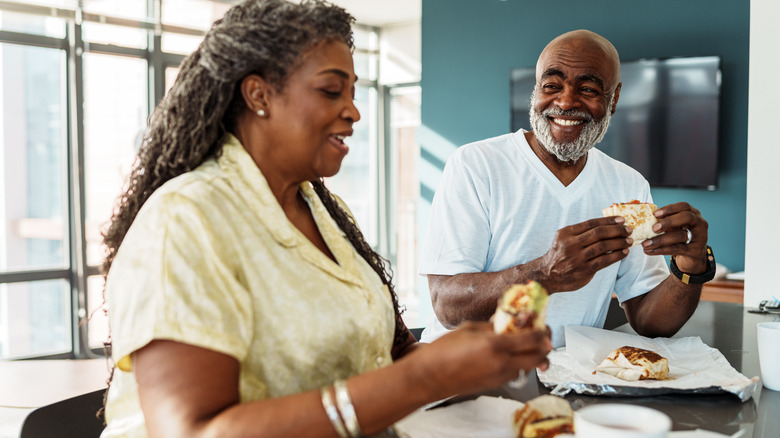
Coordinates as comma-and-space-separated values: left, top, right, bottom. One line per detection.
19, 388, 106, 438
409, 327, 425, 341
603, 295, 629, 330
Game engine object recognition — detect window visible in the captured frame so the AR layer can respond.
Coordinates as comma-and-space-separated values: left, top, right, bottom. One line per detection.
327, 24, 423, 328
82, 53, 149, 351
1, 43, 68, 273
0, 1, 224, 359
1, 38, 71, 358
325, 85, 379, 246
1, 280, 72, 358
386, 85, 421, 327
324, 26, 381, 247
83, 53, 148, 266
0, 1, 421, 358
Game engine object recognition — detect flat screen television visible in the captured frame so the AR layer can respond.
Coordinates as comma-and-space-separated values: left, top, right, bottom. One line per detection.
510, 56, 721, 190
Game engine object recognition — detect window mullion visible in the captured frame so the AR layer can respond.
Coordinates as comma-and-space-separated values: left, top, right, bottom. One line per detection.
150, 0, 164, 107
66, 7, 93, 359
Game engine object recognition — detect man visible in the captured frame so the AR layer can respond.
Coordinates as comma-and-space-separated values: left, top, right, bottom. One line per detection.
419, 29, 714, 347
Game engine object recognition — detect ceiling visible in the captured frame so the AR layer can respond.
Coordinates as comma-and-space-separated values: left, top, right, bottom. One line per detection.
328, 0, 421, 27
217, 0, 421, 27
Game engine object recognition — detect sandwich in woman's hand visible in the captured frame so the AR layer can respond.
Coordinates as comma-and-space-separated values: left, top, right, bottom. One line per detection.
493, 281, 549, 334
512, 395, 574, 438
602, 200, 661, 246
595, 346, 670, 381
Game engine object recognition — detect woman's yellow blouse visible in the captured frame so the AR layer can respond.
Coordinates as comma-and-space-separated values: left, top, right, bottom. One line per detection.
101, 134, 395, 437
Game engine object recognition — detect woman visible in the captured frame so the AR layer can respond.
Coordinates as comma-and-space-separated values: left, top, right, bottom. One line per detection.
100, 1, 551, 437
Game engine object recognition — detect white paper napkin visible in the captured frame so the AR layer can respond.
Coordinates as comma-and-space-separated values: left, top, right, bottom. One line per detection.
394, 396, 521, 438
392, 396, 743, 438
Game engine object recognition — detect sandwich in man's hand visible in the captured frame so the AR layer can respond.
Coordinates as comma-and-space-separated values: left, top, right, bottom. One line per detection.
595, 346, 670, 381
602, 200, 661, 246
512, 395, 574, 438
493, 281, 549, 334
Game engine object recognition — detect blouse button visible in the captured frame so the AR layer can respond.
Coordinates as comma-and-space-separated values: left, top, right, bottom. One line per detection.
376, 356, 383, 365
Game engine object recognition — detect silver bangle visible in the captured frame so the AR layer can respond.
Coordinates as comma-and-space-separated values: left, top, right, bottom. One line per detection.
334, 380, 363, 438
320, 386, 348, 438
507, 369, 528, 388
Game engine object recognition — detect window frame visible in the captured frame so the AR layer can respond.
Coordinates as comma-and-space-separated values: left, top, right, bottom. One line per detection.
0, 1, 393, 360
0, 0, 188, 360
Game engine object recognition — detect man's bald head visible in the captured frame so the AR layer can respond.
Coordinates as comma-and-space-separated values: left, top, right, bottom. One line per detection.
537, 29, 621, 90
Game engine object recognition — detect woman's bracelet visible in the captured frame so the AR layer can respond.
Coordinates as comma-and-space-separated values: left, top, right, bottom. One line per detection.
333, 380, 364, 438
320, 385, 348, 438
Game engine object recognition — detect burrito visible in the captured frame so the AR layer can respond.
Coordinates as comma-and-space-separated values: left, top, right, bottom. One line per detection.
493, 281, 549, 334
602, 200, 661, 246
595, 346, 670, 381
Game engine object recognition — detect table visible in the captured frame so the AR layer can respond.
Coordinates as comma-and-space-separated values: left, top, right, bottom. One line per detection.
444, 301, 780, 437
0, 358, 108, 408
0, 358, 109, 438
701, 279, 744, 304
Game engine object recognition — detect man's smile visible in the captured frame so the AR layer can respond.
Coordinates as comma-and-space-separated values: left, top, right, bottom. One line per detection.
550, 117, 585, 127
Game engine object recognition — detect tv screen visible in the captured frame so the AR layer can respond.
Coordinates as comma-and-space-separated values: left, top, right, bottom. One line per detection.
510, 56, 721, 190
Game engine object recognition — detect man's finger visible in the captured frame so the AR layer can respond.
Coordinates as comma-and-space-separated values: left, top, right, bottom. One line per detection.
565, 216, 624, 235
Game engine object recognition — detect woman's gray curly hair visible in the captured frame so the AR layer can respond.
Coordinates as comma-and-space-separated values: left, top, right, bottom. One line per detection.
102, 0, 409, 350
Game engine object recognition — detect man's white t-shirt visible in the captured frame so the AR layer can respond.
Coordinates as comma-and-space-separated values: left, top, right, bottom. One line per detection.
418, 129, 669, 347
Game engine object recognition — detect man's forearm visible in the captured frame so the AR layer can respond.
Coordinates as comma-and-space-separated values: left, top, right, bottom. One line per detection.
428, 260, 549, 329
624, 275, 702, 338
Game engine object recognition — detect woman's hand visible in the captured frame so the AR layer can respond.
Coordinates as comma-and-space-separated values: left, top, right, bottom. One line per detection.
403, 321, 551, 401
131, 325, 550, 438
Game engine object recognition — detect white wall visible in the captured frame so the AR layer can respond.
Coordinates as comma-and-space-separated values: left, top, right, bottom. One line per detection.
744, 0, 780, 306
379, 21, 421, 84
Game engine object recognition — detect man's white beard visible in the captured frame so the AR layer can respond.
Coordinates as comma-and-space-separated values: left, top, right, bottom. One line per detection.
529, 89, 613, 163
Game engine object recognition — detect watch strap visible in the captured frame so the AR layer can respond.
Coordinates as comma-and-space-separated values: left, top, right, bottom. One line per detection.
670, 246, 716, 285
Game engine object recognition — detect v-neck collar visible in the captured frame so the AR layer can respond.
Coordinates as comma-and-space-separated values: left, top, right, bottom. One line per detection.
513, 129, 594, 203
218, 134, 365, 288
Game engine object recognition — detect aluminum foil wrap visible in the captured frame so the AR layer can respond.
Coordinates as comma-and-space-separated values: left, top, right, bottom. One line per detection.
538, 326, 760, 402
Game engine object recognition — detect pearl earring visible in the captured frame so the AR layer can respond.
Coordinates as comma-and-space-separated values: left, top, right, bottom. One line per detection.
257, 109, 267, 117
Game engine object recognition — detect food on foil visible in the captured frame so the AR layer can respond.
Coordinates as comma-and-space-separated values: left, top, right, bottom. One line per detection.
595, 346, 670, 381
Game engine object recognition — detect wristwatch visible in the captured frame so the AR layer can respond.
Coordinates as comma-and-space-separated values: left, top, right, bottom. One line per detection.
670, 246, 716, 285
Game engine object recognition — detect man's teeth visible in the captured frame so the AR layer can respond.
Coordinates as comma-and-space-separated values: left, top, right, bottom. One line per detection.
334, 134, 346, 141
553, 118, 584, 126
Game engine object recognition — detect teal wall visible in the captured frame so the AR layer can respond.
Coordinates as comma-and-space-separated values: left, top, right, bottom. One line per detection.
419, 0, 749, 272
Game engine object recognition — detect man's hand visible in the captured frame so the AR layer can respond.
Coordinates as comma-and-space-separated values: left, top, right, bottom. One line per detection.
641, 202, 709, 274
537, 216, 632, 293
429, 217, 632, 328
623, 202, 707, 338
